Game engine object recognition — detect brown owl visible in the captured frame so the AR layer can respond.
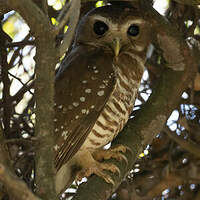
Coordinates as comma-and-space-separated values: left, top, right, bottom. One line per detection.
54, 3, 151, 194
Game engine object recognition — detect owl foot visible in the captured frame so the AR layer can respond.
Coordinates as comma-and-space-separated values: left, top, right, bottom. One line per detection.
93, 144, 132, 165
76, 161, 120, 185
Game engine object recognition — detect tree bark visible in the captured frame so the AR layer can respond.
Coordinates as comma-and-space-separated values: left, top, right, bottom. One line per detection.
6, 0, 58, 199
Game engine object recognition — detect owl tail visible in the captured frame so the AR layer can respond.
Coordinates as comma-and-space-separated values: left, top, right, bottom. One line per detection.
55, 160, 78, 195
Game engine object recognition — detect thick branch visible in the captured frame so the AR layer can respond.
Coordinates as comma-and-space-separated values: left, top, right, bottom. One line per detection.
6, 0, 59, 199
0, 164, 41, 200
7, 0, 53, 38
72, 2, 198, 200
34, 33, 57, 200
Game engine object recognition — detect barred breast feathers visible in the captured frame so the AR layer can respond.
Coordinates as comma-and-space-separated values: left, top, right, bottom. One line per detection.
82, 55, 144, 150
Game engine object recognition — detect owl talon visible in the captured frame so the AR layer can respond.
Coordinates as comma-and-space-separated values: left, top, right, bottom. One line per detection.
76, 162, 119, 184
93, 144, 131, 165
114, 144, 133, 155
117, 153, 128, 164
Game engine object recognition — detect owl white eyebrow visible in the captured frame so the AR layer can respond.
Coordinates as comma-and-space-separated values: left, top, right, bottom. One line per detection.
92, 15, 110, 23
120, 18, 145, 30
92, 15, 145, 25
127, 18, 145, 25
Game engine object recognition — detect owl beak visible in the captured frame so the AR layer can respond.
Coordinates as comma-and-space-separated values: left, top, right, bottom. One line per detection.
112, 37, 121, 57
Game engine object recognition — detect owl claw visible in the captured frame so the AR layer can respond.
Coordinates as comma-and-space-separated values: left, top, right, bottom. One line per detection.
117, 153, 128, 165
76, 162, 119, 185
105, 177, 115, 185
93, 144, 132, 165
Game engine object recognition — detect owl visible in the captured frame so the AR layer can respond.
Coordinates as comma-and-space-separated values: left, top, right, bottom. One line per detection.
54, 3, 151, 194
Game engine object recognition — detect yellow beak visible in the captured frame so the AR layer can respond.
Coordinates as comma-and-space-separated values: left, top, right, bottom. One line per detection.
111, 37, 121, 57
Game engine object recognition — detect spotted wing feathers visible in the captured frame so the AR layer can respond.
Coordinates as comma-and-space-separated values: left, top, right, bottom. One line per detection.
54, 46, 116, 170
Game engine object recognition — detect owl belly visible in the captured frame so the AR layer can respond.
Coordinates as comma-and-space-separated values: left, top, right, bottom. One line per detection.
81, 69, 139, 150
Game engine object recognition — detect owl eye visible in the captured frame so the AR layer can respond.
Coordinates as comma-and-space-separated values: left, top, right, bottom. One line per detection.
93, 21, 108, 36
127, 24, 139, 37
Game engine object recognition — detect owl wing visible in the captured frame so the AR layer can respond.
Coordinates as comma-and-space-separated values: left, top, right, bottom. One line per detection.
54, 46, 116, 170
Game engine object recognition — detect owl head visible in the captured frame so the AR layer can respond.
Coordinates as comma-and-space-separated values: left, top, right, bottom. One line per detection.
74, 3, 152, 57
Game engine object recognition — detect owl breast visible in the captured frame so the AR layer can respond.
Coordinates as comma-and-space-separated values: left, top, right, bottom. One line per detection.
81, 54, 143, 150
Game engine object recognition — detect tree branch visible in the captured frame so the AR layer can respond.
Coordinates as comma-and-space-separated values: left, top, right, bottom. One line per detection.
173, 0, 200, 5
165, 128, 200, 158
146, 173, 183, 198
72, 2, 198, 200
6, 0, 59, 199
0, 117, 28, 200
80, 0, 138, 3
0, 164, 41, 200
80, 0, 200, 4
7, 0, 52, 38
58, 0, 80, 57
0, 16, 11, 137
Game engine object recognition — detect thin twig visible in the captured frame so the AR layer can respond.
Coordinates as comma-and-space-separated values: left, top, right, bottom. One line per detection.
56, 1, 71, 26
173, 0, 200, 5
6, 40, 34, 48
165, 127, 200, 158
8, 34, 32, 70
58, 0, 80, 57
8, 72, 34, 96
0, 16, 11, 137
0, 79, 34, 108
4, 138, 37, 146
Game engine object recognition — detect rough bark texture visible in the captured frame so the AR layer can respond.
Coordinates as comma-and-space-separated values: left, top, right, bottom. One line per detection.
6, 0, 58, 199
34, 35, 57, 199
